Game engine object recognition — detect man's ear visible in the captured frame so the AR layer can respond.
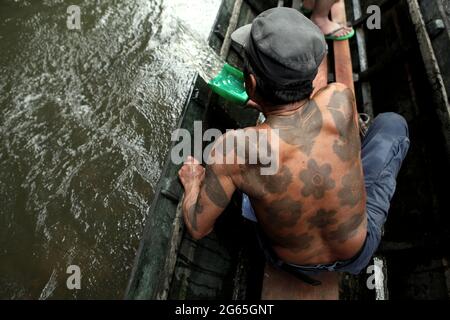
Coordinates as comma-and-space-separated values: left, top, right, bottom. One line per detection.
244, 73, 257, 100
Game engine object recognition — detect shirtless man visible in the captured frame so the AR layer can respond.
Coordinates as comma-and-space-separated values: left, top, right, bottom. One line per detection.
178, 8, 409, 278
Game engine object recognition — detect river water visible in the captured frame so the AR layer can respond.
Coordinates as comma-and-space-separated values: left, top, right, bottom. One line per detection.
0, 0, 222, 299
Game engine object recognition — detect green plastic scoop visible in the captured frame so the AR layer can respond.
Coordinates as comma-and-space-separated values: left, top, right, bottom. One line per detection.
208, 63, 249, 105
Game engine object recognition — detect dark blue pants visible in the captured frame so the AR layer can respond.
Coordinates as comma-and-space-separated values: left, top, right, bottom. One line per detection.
242, 112, 410, 275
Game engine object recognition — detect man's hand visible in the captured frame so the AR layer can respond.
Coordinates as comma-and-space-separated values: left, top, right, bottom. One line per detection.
177, 140, 236, 240
178, 156, 205, 192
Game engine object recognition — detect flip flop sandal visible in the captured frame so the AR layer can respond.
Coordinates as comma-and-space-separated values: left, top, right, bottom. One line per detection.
324, 26, 355, 41
358, 113, 371, 138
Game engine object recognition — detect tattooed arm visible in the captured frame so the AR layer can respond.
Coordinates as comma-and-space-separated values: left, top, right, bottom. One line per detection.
178, 155, 236, 240
329, 83, 358, 125
325, 83, 361, 162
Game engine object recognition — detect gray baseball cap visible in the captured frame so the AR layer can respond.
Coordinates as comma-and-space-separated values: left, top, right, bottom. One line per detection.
231, 7, 327, 85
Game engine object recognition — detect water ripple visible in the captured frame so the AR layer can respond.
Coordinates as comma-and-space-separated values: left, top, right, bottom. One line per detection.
0, 0, 221, 299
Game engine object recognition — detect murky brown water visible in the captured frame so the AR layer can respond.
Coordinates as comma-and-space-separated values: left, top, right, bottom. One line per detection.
0, 0, 221, 299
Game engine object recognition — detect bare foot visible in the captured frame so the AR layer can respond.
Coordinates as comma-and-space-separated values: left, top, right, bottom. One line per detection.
302, 0, 316, 11
311, 16, 352, 37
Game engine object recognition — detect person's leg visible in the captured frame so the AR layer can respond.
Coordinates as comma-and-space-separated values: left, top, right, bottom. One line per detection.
362, 112, 410, 232
363, 112, 410, 253
336, 112, 410, 274
311, 0, 352, 37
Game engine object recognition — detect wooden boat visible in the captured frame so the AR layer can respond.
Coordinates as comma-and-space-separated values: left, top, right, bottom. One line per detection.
125, 0, 450, 300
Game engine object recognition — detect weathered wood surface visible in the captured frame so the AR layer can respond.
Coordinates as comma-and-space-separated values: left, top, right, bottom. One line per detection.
262, 264, 340, 300
412, 0, 450, 157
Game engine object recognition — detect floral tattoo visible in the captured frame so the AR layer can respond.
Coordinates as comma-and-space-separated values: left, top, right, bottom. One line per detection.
299, 159, 336, 199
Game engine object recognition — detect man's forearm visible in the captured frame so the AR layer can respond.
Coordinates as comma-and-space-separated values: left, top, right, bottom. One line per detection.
182, 185, 203, 239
